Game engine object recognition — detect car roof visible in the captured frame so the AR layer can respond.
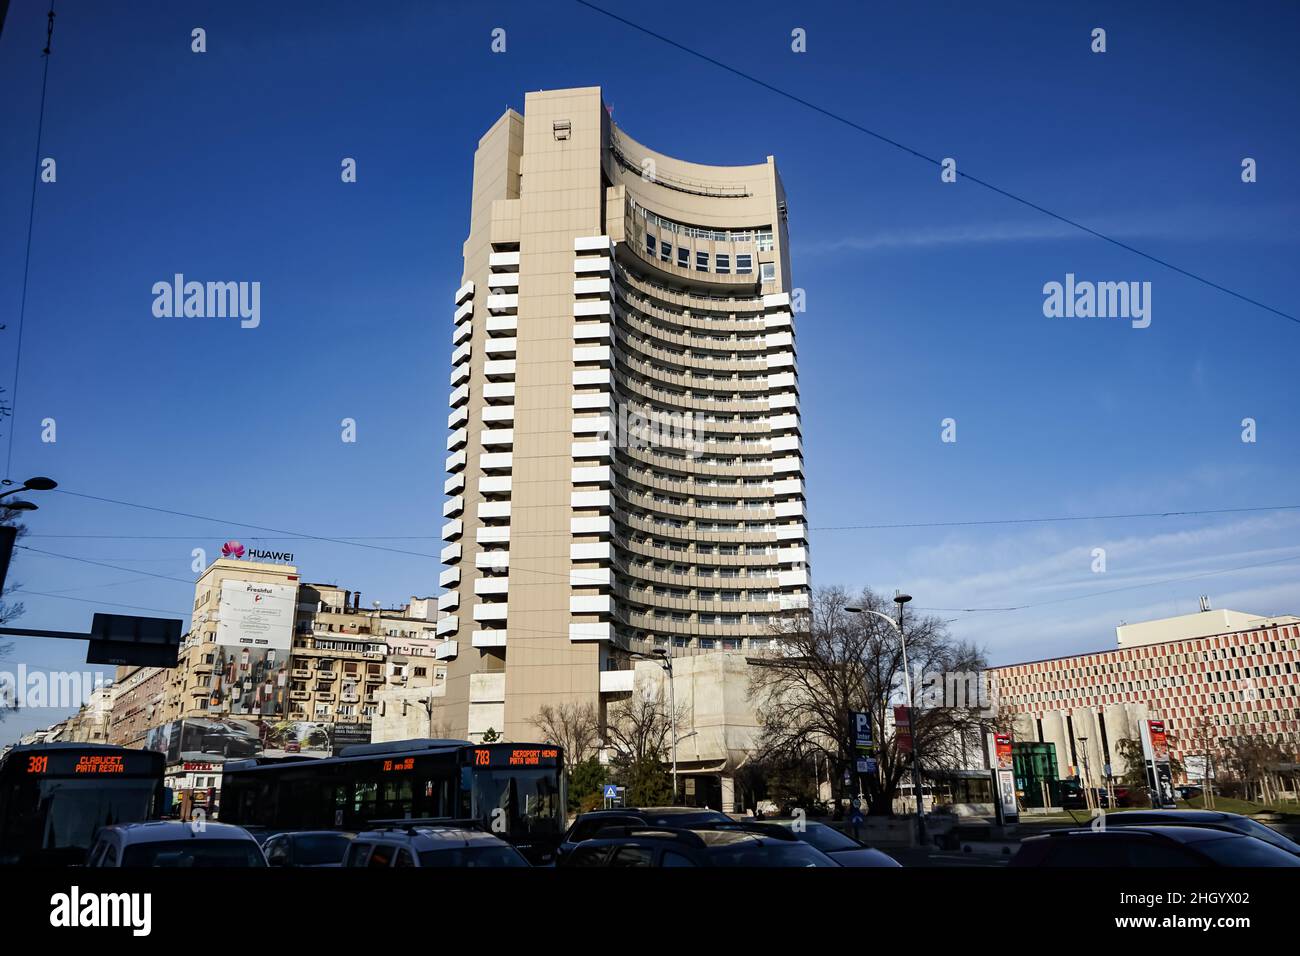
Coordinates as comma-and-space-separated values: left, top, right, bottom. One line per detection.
1107, 810, 1234, 824
583, 807, 724, 817
1045, 825, 1241, 844
586, 826, 781, 849
102, 822, 257, 843
355, 826, 507, 848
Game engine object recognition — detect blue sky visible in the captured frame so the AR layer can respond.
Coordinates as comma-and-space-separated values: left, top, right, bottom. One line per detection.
1, 0, 1297, 744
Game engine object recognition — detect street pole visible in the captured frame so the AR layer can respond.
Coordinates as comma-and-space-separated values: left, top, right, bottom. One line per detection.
897, 595, 925, 846
628, 646, 678, 804
843, 596, 924, 844
665, 648, 678, 805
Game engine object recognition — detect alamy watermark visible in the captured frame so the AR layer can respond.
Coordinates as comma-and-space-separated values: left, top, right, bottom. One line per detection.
152, 274, 260, 328
0, 666, 108, 710
1043, 273, 1151, 329
590, 402, 701, 458
901, 668, 998, 716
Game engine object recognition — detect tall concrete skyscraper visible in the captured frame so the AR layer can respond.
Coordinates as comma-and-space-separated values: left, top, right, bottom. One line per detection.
436, 87, 808, 742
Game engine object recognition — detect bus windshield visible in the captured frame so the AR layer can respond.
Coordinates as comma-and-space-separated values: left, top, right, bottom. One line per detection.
40, 779, 158, 853
472, 767, 563, 836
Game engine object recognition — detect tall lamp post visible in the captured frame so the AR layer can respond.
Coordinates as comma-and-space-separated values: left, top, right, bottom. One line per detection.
845, 592, 924, 844
628, 646, 677, 804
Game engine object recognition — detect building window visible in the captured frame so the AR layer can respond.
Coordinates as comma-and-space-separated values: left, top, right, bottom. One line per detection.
660, 239, 672, 262
716, 254, 730, 274
646, 233, 656, 255
677, 247, 689, 267
736, 254, 752, 274
696, 251, 709, 272
756, 230, 774, 251
760, 262, 776, 283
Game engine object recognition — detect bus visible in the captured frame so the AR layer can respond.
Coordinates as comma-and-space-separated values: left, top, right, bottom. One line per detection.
221, 738, 566, 864
0, 743, 167, 866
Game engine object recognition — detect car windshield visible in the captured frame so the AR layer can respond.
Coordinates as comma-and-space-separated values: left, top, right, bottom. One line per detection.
781, 823, 858, 852
472, 768, 563, 836
121, 839, 266, 867
1230, 818, 1300, 853
1194, 834, 1300, 867
708, 840, 838, 867
293, 834, 352, 865
419, 845, 529, 867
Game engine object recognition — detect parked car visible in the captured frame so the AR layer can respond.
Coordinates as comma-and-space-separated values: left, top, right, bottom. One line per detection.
1010, 825, 1300, 867
751, 820, 901, 867
1105, 809, 1300, 856
1175, 785, 1204, 801
262, 830, 355, 867
86, 822, 267, 867
343, 826, 530, 867
558, 807, 732, 861
560, 824, 840, 867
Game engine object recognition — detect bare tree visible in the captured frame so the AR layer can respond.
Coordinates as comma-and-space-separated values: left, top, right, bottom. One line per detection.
604, 687, 688, 806
1221, 734, 1292, 805
749, 584, 988, 815
605, 689, 676, 765
530, 701, 600, 768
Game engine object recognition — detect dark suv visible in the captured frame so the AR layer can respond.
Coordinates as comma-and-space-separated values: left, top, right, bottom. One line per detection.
1104, 809, 1300, 856
558, 807, 731, 861
1011, 825, 1300, 867
559, 824, 839, 868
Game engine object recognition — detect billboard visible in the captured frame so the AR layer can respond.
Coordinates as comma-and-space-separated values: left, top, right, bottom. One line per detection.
217, 581, 296, 652
144, 718, 356, 765
210, 580, 296, 716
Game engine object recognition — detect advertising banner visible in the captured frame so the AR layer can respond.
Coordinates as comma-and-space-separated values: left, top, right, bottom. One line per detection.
893, 705, 912, 754
207, 581, 295, 716
1139, 718, 1177, 809
994, 732, 1014, 770
330, 722, 373, 754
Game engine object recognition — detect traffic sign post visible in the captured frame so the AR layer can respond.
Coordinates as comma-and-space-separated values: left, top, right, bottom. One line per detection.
848, 709, 877, 837
0, 612, 183, 667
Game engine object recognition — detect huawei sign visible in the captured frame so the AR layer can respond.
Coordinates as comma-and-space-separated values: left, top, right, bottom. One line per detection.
220, 538, 294, 563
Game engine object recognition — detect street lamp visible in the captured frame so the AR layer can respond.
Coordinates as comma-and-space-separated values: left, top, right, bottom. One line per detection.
0, 476, 58, 498
0, 477, 57, 512
628, 645, 678, 804
845, 592, 925, 844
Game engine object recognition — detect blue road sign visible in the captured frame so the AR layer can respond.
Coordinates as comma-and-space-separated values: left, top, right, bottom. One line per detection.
603, 784, 619, 799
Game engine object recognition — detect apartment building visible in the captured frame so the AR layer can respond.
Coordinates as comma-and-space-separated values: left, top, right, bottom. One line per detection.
108, 664, 168, 748
109, 556, 444, 744
436, 86, 808, 742
988, 606, 1300, 781
59, 683, 115, 745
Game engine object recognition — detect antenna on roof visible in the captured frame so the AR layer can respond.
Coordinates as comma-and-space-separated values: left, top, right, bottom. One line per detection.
1198, 595, 1212, 613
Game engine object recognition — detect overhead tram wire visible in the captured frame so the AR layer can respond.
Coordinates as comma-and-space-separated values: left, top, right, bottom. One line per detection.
4, 2, 58, 481
39, 490, 1300, 543
21, 502, 1300, 624
575, 0, 1299, 328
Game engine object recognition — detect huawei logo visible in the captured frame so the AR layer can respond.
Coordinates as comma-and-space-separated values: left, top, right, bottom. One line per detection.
221, 540, 246, 559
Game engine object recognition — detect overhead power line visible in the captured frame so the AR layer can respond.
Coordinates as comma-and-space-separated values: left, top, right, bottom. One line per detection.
39, 490, 1300, 541
4, 1, 58, 481
575, 0, 1298, 327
